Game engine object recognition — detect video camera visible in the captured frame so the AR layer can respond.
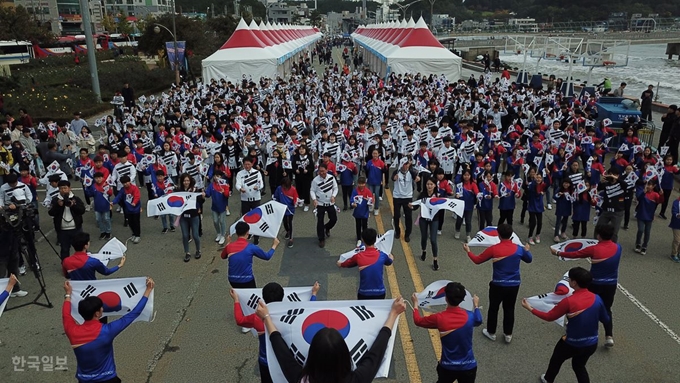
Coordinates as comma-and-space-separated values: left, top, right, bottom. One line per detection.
0, 202, 37, 231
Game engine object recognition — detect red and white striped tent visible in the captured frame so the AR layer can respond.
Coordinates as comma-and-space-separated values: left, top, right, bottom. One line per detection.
202, 18, 322, 82
351, 17, 461, 82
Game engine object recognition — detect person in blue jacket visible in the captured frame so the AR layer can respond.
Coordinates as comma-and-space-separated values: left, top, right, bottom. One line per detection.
669, 195, 680, 262
464, 223, 532, 344
497, 171, 521, 226
205, 170, 231, 246
412, 281, 482, 383
62, 277, 155, 383
350, 176, 374, 244
658, 155, 680, 219
527, 172, 547, 245
522, 267, 610, 383
634, 181, 664, 255
571, 182, 592, 238
553, 179, 573, 242
454, 170, 479, 242
338, 228, 394, 300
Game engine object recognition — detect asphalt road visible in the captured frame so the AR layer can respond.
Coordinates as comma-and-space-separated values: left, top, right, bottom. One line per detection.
0, 178, 679, 383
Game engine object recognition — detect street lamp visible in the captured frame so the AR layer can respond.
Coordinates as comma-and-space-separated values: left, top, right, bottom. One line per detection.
153, 23, 181, 85
391, 0, 422, 20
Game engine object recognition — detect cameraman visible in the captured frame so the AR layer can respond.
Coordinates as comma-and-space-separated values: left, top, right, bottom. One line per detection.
595, 168, 627, 242
0, 172, 32, 297
48, 180, 86, 260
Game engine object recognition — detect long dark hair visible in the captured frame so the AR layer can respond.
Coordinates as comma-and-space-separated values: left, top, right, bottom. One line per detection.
177, 173, 195, 191
299, 328, 351, 383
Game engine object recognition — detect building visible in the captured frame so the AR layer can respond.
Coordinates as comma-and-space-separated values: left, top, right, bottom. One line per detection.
11, 0, 106, 35
507, 18, 538, 32
103, 0, 172, 19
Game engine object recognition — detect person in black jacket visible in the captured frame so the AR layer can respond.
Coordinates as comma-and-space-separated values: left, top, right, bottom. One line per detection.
265, 149, 287, 196
48, 180, 86, 260
292, 145, 314, 212
256, 296, 405, 383
121, 82, 135, 109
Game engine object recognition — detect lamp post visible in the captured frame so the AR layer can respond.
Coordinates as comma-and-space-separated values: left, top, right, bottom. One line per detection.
153, 23, 181, 85
78, 0, 101, 101
391, 0, 422, 20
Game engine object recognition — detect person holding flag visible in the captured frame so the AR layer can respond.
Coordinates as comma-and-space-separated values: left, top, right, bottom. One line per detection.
337, 228, 394, 300
634, 180, 663, 255
350, 176, 374, 246
670, 193, 680, 262
112, 175, 141, 244
463, 224, 532, 344
595, 168, 627, 242
230, 281, 320, 383
391, 158, 419, 242
527, 171, 547, 245
414, 177, 443, 270
272, 176, 298, 248
454, 170, 479, 242
176, 173, 206, 262
497, 171, 521, 226
87, 171, 114, 240
205, 170, 230, 246
62, 277, 155, 383
310, 163, 338, 248
550, 224, 620, 348
236, 156, 264, 245
62, 232, 126, 281
522, 267, 610, 383
150, 170, 176, 234
411, 282, 482, 383
658, 155, 679, 219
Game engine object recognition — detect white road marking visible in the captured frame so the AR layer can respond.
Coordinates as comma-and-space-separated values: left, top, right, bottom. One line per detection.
617, 283, 680, 345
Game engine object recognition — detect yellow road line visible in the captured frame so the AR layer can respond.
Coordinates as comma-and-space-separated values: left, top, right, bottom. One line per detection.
384, 189, 443, 361
373, 208, 423, 383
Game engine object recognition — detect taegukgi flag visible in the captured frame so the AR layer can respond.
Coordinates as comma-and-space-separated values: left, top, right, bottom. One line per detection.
467, 226, 523, 247
550, 239, 599, 261
69, 277, 154, 324
229, 200, 286, 238
525, 272, 573, 326
338, 230, 395, 263
236, 286, 314, 336
89, 237, 127, 266
0, 278, 10, 317
412, 197, 465, 220
414, 280, 474, 312
265, 299, 400, 383
146, 192, 201, 217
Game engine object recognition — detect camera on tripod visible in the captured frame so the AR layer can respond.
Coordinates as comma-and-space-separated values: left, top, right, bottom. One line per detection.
0, 201, 36, 231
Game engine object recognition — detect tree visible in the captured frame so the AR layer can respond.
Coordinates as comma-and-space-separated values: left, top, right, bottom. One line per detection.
310, 10, 322, 27
137, 14, 224, 57
0, 6, 54, 43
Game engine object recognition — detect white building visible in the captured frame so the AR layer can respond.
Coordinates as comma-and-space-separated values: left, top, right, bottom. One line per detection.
508, 18, 538, 32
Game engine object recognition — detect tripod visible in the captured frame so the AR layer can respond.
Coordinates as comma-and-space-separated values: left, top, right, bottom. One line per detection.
4, 207, 54, 311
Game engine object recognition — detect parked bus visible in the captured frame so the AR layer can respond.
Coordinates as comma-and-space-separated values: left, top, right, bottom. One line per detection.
0, 41, 33, 65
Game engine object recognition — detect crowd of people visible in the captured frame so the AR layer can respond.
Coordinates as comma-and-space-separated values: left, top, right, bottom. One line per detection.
0, 37, 677, 383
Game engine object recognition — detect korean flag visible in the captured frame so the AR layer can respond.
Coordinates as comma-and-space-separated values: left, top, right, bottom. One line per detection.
339, 230, 395, 262
265, 299, 400, 383
551, 239, 599, 261
525, 272, 573, 326
0, 278, 10, 317
230, 200, 287, 238
69, 277, 154, 324
89, 237, 127, 266
46, 161, 61, 174
414, 280, 474, 312
467, 226, 523, 247
236, 286, 314, 336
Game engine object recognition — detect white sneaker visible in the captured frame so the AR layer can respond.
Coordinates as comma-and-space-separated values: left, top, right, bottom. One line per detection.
19, 265, 26, 275
85, 204, 91, 212
116, 206, 122, 213
226, 209, 231, 216
10, 290, 28, 297
133, 236, 141, 244
215, 235, 221, 242
466, 235, 471, 242
437, 230, 442, 235
529, 237, 536, 245
356, 240, 362, 247
547, 204, 553, 210
379, 196, 383, 201
241, 327, 251, 334
482, 328, 496, 341
218, 236, 226, 245
455, 232, 460, 239
540, 374, 549, 383
304, 205, 309, 212
535, 235, 541, 244
374, 210, 379, 216
605, 336, 614, 348
504, 334, 513, 343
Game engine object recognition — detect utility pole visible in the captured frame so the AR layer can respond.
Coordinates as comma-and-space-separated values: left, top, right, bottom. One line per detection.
79, 0, 101, 102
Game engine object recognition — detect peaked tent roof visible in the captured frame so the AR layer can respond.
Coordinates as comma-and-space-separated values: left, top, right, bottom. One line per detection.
220, 18, 267, 50
397, 17, 444, 48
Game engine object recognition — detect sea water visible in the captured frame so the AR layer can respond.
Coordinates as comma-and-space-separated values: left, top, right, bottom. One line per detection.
499, 44, 680, 105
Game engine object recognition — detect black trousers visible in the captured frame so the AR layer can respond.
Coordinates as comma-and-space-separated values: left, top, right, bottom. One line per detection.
282, 215, 294, 238
528, 212, 543, 237
230, 279, 257, 289
588, 283, 616, 337
341, 185, 353, 208
358, 292, 386, 300
80, 377, 121, 383
487, 283, 520, 335
572, 221, 588, 237
392, 198, 413, 237
296, 175, 312, 204
125, 212, 141, 237
436, 364, 477, 383
355, 218, 368, 241
544, 338, 597, 383
477, 209, 493, 231
660, 188, 672, 216
316, 205, 337, 241
497, 209, 514, 226
623, 197, 633, 227
58, 228, 82, 260
258, 361, 273, 383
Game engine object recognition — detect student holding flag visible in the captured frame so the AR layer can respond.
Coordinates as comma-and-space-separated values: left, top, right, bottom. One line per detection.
150, 170, 175, 234
112, 175, 141, 244
454, 170, 479, 242
365, 149, 386, 216
669, 194, 680, 262
527, 171, 547, 245
176, 173, 206, 262
205, 170, 230, 246
658, 155, 679, 219
553, 179, 574, 242
572, 181, 592, 238
88, 172, 113, 240
463, 224, 532, 344
550, 224, 621, 348
62, 232, 125, 281
497, 171, 521, 226
411, 281, 482, 383
338, 228, 394, 300
634, 180, 663, 255
256, 296, 406, 383
522, 267, 610, 383
477, 170, 498, 232
62, 277, 155, 383
273, 176, 299, 248
350, 176, 374, 246
310, 163, 338, 248
391, 158, 419, 242
236, 156, 264, 245
230, 282, 320, 383
415, 177, 442, 270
